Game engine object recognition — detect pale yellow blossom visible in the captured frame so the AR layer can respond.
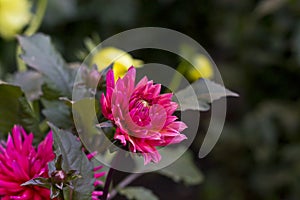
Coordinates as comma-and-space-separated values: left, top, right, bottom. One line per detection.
185, 54, 214, 81
0, 0, 32, 39
91, 47, 143, 80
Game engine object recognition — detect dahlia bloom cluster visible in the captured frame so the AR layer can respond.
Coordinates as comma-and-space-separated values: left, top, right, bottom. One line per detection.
101, 67, 187, 164
0, 125, 104, 200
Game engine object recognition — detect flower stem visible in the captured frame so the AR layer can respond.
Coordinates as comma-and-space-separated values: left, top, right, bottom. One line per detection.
16, 46, 26, 72
102, 168, 115, 200
108, 173, 142, 200
25, 0, 48, 36
58, 192, 65, 200
16, 0, 48, 72
168, 62, 187, 92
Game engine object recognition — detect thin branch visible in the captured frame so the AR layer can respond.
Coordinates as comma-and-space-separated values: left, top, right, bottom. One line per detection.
101, 168, 115, 200
108, 173, 143, 200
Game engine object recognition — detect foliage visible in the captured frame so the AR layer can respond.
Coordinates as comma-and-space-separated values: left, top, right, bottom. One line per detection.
0, 31, 226, 199
1, 0, 299, 199
158, 147, 204, 185
49, 123, 95, 200
119, 187, 159, 200
0, 83, 40, 135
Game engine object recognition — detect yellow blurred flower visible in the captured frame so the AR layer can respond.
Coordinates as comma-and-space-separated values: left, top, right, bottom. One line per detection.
0, 0, 32, 40
91, 47, 143, 80
178, 44, 214, 82
185, 54, 214, 81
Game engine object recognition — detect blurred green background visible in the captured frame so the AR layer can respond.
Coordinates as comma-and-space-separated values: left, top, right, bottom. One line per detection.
1, 0, 300, 199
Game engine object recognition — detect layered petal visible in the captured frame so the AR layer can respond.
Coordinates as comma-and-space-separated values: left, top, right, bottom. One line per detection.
0, 126, 54, 199
101, 67, 188, 164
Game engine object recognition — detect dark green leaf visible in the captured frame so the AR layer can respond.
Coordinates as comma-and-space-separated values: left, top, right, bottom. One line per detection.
41, 83, 62, 100
63, 187, 72, 200
48, 161, 56, 175
55, 182, 64, 190
50, 186, 60, 199
13, 71, 43, 101
119, 187, 159, 200
72, 98, 115, 153
40, 83, 73, 129
174, 78, 239, 111
55, 155, 63, 170
0, 83, 40, 134
49, 123, 94, 200
72, 63, 111, 102
158, 147, 204, 185
18, 97, 41, 134
42, 99, 72, 129
18, 33, 77, 98
21, 177, 50, 188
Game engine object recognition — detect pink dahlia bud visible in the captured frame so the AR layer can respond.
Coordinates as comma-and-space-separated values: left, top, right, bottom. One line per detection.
51, 170, 67, 183
101, 66, 187, 165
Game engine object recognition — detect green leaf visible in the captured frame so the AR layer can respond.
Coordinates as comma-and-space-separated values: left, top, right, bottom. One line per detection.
50, 186, 60, 199
48, 161, 56, 175
41, 99, 73, 129
119, 187, 159, 200
174, 78, 239, 111
13, 71, 43, 101
49, 123, 94, 200
41, 83, 62, 100
63, 187, 72, 200
158, 147, 204, 186
21, 177, 50, 188
72, 98, 113, 151
0, 83, 40, 134
39, 83, 73, 129
18, 33, 76, 98
72, 63, 111, 102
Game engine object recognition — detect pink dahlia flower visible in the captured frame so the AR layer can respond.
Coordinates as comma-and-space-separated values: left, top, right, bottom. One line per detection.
0, 125, 54, 199
101, 66, 187, 164
0, 125, 105, 200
